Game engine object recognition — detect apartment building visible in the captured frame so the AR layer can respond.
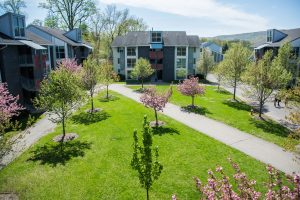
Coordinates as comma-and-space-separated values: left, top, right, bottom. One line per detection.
0, 12, 92, 111
112, 31, 200, 82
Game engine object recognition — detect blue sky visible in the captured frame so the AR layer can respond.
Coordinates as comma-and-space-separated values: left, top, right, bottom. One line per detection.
25, 0, 300, 37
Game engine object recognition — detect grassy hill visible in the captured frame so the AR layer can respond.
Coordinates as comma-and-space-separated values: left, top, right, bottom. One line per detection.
213, 31, 266, 45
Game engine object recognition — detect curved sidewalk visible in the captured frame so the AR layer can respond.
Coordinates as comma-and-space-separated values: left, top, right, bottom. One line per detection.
110, 84, 300, 175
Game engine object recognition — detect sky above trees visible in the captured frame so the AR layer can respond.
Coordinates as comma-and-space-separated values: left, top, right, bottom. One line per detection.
9, 0, 300, 37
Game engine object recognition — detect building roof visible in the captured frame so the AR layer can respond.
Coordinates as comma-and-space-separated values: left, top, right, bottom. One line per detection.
200, 41, 223, 54
112, 31, 198, 47
27, 25, 84, 46
253, 28, 300, 48
26, 31, 53, 46
0, 32, 23, 45
187, 35, 200, 47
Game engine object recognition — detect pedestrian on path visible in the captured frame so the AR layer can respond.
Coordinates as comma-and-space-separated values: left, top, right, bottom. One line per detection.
274, 97, 278, 107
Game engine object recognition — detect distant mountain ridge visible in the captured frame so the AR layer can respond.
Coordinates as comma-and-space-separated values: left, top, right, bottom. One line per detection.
213, 31, 266, 44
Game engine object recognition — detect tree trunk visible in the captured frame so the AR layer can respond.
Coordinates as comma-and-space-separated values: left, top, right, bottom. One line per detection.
91, 92, 94, 112
259, 89, 264, 118
218, 83, 220, 91
192, 96, 195, 107
146, 188, 149, 200
106, 85, 109, 99
154, 109, 158, 127
141, 78, 144, 89
233, 76, 237, 100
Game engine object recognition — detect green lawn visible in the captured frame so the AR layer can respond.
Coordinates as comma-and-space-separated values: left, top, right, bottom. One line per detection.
0, 91, 270, 199
128, 85, 298, 150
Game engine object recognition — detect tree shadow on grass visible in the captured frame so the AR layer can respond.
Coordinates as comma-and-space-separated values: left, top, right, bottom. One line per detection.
152, 126, 180, 136
99, 95, 120, 102
222, 100, 252, 112
71, 111, 110, 125
181, 105, 212, 116
27, 140, 92, 167
249, 117, 291, 138
216, 89, 231, 95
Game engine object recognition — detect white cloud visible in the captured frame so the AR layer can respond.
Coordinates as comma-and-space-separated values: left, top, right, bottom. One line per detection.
100, 0, 268, 31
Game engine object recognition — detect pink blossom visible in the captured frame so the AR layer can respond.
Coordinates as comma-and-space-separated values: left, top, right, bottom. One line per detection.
0, 83, 24, 126
57, 58, 81, 73
177, 77, 205, 107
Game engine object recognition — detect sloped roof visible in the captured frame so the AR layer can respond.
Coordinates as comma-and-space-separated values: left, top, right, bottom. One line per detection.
112, 31, 197, 47
27, 25, 83, 46
0, 32, 23, 45
26, 31, 53, 46
253, 28, 300, 48
187, 35, 200, 47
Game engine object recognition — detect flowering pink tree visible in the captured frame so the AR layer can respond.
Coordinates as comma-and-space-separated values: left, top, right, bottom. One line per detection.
0, 83, 24, 158
172, 159, 300, 200
177, 77, 205, 108
140, 87, 172, 126
0, 83, 24, 133
57, 58, 82, 73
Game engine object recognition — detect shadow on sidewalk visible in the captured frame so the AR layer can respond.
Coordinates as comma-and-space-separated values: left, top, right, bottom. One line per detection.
27, 140, 92, 167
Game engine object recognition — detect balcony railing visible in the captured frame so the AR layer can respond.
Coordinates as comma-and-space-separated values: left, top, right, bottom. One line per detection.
151, 64, 163, 70
19, 54, 34, 66
149, 51, 163, 60
20, 76, 41, 91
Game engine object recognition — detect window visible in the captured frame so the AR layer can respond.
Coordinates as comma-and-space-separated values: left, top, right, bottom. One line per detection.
193, 58, 196, 65
127, 58, 136, 68
151, 32, 162, 43
293, 47, 300, 58
200, 48, 203, 53
177, 47, 186, 56
193, 47, 196, 53
127, 70, 133, 80
117, 47, 123, 53
56, 46, 65, 59
42, 49, 48, 60
127, 47, 136, 56
176, 58, 186, 68
77, 30, 82, 41
117, 58, 120, 64
267, 30, 273, 42
13, 16, 25, 37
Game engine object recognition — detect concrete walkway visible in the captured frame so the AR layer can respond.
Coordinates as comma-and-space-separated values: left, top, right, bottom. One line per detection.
110, 84, 300, 175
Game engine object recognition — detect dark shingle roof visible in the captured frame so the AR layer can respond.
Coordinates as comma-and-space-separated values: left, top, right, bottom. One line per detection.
0, 32, 23, 45
26, 31, 53, 46
27, 25, 83, 46
253, 28, 300, 48
112, 31, 197, 47
187, 35, 200, 47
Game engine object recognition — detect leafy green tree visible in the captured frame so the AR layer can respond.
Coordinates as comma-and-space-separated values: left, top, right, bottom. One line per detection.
0, 0, 26, 14
99, 60, 119, 99
197, 48, 214, 79
221, 43, 251, 100
44, 13, 59, 28
36, 62, 84, 143
213, 62, 226, 92
39, 0, 96, 30
131, 58, 154, 89
131, 116, 163, 200
82, 55, 100, 112
243, 50, 291, 117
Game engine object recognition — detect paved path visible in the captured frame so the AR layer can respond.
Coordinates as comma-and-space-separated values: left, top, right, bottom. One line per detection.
0, 85, 104, 169
206, 74, 298, 130
110, 84, 300, 175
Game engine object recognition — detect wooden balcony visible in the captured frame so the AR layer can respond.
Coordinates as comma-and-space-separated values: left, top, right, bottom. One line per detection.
151, 64, 163, 70
149, 51, 163, 59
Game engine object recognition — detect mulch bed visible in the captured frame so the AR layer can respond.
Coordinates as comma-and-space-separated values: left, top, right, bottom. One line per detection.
149, 121, 165, 128
85, 108, 102, 113
53, 133, 79, 143
0, 193, 19, 200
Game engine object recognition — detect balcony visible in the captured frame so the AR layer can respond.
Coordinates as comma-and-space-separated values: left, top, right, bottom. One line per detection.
21, 76, 41, 91
19, 54, 34, 66
149, 51, 163, 60
151, 64, 163, 70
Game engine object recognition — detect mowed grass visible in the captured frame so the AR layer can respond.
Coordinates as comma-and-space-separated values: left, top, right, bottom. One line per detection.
0, 91, 270, 199
128, 85, 298, 150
